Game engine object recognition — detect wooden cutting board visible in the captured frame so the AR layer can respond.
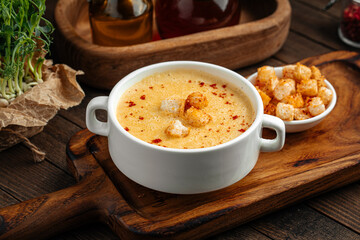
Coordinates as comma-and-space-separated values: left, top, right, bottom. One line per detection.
1, 51, 360, 240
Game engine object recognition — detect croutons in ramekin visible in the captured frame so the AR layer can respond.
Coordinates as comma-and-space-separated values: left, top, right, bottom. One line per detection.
254, 63, 333, 121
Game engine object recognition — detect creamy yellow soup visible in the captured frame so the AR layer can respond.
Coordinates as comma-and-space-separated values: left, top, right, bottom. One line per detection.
116, 69, 255, 149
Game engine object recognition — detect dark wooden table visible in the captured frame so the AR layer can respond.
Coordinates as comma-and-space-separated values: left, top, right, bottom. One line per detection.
1, 0, 359, 239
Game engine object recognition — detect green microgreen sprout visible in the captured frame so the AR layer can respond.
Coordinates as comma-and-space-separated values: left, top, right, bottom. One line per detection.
0, 0, 54, 105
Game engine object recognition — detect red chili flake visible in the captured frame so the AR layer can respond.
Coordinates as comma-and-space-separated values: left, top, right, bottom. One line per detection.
124, 127, 129, 131
238, 129, 246, 133
141, 130, 144, 132
219, 93, 227, 98
184, 147, 188, 149
225, 101, 231, 105
127, 101, 136, 107
208, 128, 212, 131
149, 86, 153, 90
210, 84, 217, 89
151, 139, 162, 144
231, 93, 234, 96
199, 82, 205, 87
232, 115, 239, 120
204, 136, 208, 138
140, 95, 146, 100
216, 130, 220, 132
124, 115, 128, 118
135, 89, 137, 91
141, 106, 144, 108
201, 146, 205, 148
212, 92, 218, 96
227, 130, 230, 132
130, 113, 133, 116
222, 84, 227, 89
188, 80, 192, 83
139, 116, 144, 120
220, 123, 224, 125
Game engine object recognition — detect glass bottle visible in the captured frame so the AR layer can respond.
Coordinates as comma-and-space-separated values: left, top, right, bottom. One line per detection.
89, 0, 153, 46
339, 0, 360, 48
155, 0, 241, 39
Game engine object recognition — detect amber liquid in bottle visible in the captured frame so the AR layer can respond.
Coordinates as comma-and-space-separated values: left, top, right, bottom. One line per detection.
155, 0, 241, 39
89, 0, 153, 46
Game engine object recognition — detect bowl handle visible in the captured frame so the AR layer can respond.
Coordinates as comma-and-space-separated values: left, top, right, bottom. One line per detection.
86, 96, 109, 136
260, 114, 286, 152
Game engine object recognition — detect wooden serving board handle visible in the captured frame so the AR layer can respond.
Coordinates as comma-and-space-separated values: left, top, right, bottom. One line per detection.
301, 50, 360, 69
0, 129, 150, 240
0, 168, 108, 240
0, 131, 129, 240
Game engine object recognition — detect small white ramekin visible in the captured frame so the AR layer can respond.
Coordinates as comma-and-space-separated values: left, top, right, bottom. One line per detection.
247, 66, 337, 133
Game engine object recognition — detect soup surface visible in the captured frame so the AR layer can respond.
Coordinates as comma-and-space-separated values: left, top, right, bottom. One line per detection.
117, 69, 255, 149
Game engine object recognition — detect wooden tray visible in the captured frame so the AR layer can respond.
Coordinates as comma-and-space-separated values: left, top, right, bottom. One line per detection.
54, 0, 291, 90
1, 51, 360, 240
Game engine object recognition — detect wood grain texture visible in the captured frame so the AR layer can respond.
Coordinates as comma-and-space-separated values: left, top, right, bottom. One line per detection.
297, 0, 342, 18
0, 192, 18, 209
208, 225, 271, 240
54, 0, 291, 89
0, 130, 126, 240
250, 204, 360, 240
0, 144, 74, 201
30, 115, 82, 172
0, 51, 359, 240
308, 183, 360, 233
289, 0, 349, 50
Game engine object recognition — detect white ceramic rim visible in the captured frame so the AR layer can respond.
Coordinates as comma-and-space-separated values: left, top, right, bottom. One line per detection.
247, 66, 337, 126
108, 61, 263, 153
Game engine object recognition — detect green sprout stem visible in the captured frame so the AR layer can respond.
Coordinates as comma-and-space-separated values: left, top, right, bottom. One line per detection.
0, 0, 53, 102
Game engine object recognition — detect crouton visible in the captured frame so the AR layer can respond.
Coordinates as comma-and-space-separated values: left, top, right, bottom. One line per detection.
306, 97, 325, 116
317, 78, 327, 88
283, 65, 296, 79
257, 66, 277, 84
294, 108, 312, 120
160, 99, 184, 115
310, 66, 327, 88
294, 63, 312, 82
185, 92, 208, 110
310, 66, 322, 80
165, 120, 190, 138
276, 102, 295, 121
256, 66, 279, 97
264, 103, 277, 115
318, 86, 333, 106
257, 76, 279, 97
282, 93, 304, 108
185, 106, 211, 127
273, 79, 296, 101
256, 86, 271, 108
297, 79, 318, 97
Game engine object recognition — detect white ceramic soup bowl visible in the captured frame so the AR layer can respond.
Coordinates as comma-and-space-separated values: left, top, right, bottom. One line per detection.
86, 61, 286, 194
247, 66, 337, 133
